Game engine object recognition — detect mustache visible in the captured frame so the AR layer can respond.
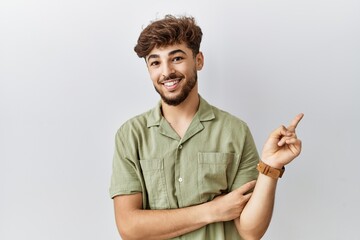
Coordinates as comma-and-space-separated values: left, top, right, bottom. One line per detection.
159, 72, 184, 83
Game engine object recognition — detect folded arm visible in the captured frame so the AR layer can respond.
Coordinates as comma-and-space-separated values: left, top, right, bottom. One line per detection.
113, 181, 256, 240
114, 193, 209, 240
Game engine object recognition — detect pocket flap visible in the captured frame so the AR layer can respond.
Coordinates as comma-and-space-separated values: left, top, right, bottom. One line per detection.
140, 159, 163, 171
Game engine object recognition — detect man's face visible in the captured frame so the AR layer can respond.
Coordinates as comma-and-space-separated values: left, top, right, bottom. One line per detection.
146, 43, 204, 106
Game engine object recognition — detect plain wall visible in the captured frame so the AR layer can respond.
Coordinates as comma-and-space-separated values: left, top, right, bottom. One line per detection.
1, 0, 359, 239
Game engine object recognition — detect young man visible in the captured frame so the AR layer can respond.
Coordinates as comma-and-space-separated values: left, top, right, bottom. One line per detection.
109, 15, 303, 240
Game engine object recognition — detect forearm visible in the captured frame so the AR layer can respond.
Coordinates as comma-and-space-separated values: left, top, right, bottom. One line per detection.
234, 113, 303, 239
116, 202, 212, 240
235, 174, 278, 239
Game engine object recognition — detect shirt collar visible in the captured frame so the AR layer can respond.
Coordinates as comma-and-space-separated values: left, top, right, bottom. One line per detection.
146, 95, 215, 128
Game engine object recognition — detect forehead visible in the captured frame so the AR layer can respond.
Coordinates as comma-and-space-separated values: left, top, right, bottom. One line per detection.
147, 43, 192, 58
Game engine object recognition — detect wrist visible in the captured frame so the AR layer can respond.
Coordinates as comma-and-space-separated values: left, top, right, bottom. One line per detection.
261, 158, 284, 169
257, 160, 285, 179
202, 201, 217, 224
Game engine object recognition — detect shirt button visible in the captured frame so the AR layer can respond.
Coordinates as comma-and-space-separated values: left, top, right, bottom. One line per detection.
178, 177, 183, 182
179, 145, 183, 149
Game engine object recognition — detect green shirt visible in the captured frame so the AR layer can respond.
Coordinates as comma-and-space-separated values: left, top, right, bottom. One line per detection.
110, 96, 259, 240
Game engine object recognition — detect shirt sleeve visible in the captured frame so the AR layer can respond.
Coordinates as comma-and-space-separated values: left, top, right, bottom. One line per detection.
230, 125, 259, 191
109, 127, 143, 198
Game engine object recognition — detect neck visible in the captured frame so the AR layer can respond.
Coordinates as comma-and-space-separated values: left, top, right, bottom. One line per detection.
161, 87, 200, 138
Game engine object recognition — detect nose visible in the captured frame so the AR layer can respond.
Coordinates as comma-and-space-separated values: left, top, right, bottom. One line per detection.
162, 62, 175, 78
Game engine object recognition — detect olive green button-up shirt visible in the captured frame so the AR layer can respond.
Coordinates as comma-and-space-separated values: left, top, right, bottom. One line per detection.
110, 96, 259, 240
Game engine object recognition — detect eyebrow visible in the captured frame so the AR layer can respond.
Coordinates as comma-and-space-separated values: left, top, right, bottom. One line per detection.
146, 49, 187, 62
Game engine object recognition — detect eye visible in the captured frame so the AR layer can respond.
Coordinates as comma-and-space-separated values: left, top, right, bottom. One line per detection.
149, 61, 160, 67
173, 56, 183, 62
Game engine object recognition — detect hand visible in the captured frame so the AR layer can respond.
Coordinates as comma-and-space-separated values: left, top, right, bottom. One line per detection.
208, 180, 256, 222
261, 113, 304, 169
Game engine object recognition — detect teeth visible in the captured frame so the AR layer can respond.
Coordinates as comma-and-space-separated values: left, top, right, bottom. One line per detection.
164, 80, 179, 87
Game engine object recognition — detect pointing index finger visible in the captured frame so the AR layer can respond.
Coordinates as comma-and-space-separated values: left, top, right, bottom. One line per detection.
288, 113, 304, 132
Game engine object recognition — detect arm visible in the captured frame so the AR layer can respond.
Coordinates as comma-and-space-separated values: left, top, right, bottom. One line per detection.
113, 181, 256, 240
235, 113, 304, 239
114, 193, 209, 240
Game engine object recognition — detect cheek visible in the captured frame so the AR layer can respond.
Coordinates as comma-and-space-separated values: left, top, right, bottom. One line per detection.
180, 64, 194, 75
148, 69, 160, 83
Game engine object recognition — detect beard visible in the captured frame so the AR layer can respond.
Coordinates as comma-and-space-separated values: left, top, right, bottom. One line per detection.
154, 69, 198, 106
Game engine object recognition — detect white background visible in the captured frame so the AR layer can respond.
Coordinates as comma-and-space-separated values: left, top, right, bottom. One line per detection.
1, 0, 359, 239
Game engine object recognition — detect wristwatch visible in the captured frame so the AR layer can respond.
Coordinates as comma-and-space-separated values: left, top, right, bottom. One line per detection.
257, 160, 285, 179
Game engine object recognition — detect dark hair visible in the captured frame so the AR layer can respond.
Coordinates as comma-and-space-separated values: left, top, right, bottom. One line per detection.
134, 15, 203, 58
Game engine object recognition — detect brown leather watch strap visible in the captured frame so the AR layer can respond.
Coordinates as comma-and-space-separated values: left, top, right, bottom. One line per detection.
257, 160, 285, 179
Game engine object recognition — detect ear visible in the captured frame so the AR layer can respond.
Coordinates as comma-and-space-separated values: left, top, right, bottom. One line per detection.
195, 52, 204, 70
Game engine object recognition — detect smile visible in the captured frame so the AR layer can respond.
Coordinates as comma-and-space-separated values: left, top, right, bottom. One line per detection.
161, 78, 182, 91
164, 80, 179, 87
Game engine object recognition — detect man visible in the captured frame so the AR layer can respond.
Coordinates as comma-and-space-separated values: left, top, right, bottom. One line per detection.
109, 15, 303, 240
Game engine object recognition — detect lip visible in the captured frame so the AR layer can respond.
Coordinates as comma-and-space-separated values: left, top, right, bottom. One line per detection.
161, 78, 181, 91
160, 77, 181, 84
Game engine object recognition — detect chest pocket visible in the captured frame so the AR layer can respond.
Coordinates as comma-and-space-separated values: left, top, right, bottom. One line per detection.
140, 159, 170, 210
197, 152, 238, 202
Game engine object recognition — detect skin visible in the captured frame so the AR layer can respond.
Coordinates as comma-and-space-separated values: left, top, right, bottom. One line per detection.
113, 43, 304, 240
147, 47, 200, 107
234, 113, 304, 238
146, 43, 204, 138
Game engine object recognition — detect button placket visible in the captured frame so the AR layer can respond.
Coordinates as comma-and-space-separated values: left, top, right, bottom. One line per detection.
178, 145, 183, 183
176, 142, 185, 207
